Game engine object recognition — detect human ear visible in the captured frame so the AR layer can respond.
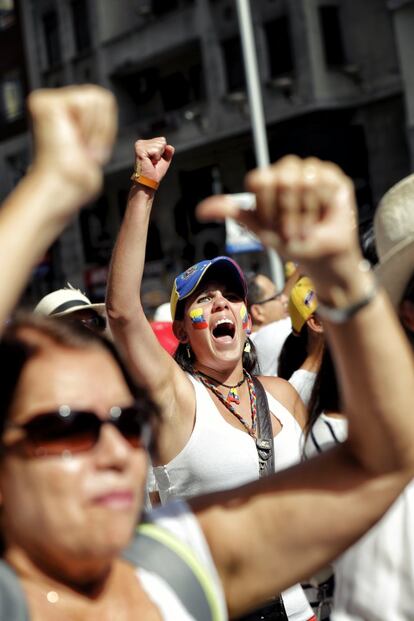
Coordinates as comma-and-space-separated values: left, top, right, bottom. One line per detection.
172, 320, 188, 343
250, 304, 264, 325
307, 314, 324, 334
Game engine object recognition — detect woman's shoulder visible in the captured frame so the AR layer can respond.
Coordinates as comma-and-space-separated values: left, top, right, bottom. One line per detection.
257, 374, 299, 403
257, 375, 307, 428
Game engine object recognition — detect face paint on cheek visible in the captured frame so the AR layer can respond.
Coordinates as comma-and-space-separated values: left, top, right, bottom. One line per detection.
189, 308, 208, 330
240, 304, 250, 333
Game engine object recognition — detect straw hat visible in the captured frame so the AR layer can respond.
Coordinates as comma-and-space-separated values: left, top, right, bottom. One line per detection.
374, 174, 414, 307
34, 284, 105, 317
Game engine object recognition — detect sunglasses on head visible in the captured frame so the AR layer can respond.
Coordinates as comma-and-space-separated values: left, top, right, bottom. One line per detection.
2, 404, 152, 457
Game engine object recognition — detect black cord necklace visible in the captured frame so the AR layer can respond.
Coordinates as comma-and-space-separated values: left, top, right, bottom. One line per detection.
195, 370, 246, 405
195, 370, 257, 436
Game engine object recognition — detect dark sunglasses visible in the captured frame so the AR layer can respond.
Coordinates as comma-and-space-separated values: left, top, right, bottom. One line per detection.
2, 404, 151, 457
75, 314, 107, 333
254, 292, 283, 305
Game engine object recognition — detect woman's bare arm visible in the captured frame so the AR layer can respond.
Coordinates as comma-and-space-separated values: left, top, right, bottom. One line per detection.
193, 443, 412, 618
193, 155, 414, 616
0, 86, 117, 336
106, 138, 194, 433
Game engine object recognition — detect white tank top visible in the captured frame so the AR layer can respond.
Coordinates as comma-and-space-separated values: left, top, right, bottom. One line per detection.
154, 374, 314, 621
154, 374, 304, 500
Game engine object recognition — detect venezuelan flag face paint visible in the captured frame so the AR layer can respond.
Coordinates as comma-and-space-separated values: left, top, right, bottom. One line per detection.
189, 308, 208, 330
240, 304, 250, 333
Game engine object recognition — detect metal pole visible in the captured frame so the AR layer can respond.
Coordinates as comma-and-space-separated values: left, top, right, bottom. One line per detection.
235, 0, 284, 288
235, 0, 269, 168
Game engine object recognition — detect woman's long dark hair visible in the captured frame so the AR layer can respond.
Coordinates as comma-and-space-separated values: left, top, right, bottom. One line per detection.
173, 337, 260, 375
277, 328, 307, 380
305, 346, 341, 439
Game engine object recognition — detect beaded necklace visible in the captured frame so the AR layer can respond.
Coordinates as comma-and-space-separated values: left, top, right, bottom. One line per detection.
196, 370, 246, 405
195, 370, 257, 437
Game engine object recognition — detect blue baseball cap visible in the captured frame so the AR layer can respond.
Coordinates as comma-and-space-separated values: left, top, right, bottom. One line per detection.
170, 256, 247, 320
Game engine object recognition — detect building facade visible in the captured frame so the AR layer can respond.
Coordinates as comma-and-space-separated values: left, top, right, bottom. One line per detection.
0, 0, 412, 309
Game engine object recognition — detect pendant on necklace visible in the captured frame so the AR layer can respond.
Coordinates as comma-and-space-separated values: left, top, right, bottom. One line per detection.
227, 386, 240, 405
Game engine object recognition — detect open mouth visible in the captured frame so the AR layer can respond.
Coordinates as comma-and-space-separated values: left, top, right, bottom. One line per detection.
212, 319, 235, 340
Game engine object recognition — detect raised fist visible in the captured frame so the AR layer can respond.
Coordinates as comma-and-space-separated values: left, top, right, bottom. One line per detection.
132, 137, 175, 187
28, 85, 117, 213
196, 156, 359, 276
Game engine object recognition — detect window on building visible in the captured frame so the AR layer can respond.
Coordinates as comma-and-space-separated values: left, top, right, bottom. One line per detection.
0, 69, 24, 124
151, 0, 179, 15
222, 36, 246, 93
43, 10, 62, 67
113, 43, 203, 121
71, 0, 91, 54
160, 72, 190, 111
319, 5, 346, 68
264, 15, 294, 78
178, 166, 226, 264
117, 67, 159, 106
159, 62, 203, 112
0, 0, 14, 30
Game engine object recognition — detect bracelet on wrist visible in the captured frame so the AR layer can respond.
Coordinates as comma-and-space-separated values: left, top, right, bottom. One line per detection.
316, 260, 378, 323
130, 171, 159, 191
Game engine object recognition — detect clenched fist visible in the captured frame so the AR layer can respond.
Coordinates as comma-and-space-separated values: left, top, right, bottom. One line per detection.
28, 85, 117, 215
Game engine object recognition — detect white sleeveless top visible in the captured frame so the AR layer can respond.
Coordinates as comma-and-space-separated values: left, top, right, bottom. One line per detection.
332, 479, 414, 621
305, 415, 414, 620
154, 374, 304, 500
154, 374, 314, 621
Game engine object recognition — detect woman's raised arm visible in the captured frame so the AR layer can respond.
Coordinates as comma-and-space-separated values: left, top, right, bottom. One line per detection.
0, 85, 117, 336
105, 138, 192, 420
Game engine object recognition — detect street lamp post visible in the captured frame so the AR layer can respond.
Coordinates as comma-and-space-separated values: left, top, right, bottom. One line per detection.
235, 0, 284, 289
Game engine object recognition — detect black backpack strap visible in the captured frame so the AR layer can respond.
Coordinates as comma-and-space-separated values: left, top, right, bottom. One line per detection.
0, 560, 30, 621
123, 522, 223, 621
248, 379, 288, 620
252, 376, 274, 477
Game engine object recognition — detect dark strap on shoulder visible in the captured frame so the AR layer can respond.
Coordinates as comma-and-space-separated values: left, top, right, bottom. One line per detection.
123, 522, 221, 621
0, 561, 30, 621
252, 376, 275, 477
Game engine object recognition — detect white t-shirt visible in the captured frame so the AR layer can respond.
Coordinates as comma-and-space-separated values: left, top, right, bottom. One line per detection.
304, 415, 414, 620
250, 317, 292, 376
303, 413, 348, 458
289, 369, 317, 407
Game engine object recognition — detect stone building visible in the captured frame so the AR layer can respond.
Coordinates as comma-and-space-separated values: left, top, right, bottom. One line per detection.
0, 0, 413, 307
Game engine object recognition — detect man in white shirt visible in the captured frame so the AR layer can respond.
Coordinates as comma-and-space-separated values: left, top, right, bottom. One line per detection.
247, 272, 292, 375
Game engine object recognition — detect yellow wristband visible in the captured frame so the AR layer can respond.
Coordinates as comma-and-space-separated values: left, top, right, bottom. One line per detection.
130, 172, 159, 191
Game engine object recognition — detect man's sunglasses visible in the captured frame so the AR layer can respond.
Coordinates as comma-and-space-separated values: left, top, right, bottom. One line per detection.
67, 314, 107, 333
254, 292, 283, 305
2, 404, 151, 457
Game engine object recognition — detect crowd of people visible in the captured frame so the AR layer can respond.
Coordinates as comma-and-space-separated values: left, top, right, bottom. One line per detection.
0, 84, 413, 621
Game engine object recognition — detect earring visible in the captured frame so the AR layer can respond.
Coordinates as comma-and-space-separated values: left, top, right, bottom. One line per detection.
186, 343, 192, 359
243, 340, 251, 353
